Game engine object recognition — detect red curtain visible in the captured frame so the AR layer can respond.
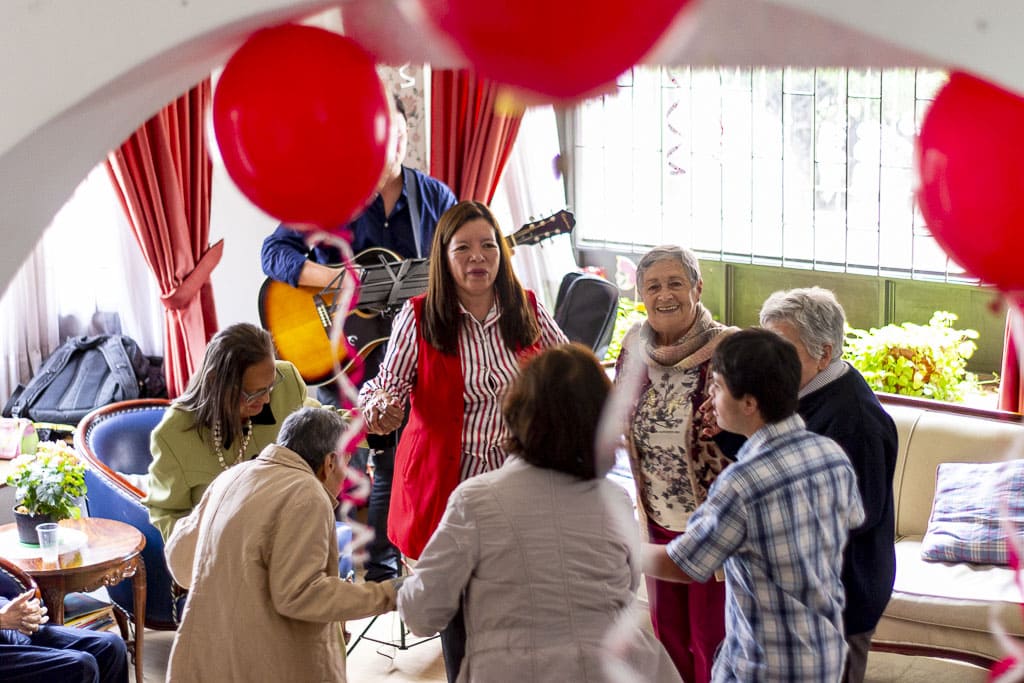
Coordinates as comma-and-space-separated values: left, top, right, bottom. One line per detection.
430, 70, 524, 202
106, 80, 222, 398
999, 312, 1023, 412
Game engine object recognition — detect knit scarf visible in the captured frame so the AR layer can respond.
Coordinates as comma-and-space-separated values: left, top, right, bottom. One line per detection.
639, 304, 728, 368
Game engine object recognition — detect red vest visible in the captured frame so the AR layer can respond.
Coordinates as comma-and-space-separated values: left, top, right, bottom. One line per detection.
388, 292, 541, 559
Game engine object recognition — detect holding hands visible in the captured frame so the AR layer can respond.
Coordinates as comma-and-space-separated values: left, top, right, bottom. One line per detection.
362, 390, 405, 435
0, 590, 48, 635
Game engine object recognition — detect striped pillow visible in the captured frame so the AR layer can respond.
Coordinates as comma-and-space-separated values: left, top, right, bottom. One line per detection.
920, 460, 1024, 566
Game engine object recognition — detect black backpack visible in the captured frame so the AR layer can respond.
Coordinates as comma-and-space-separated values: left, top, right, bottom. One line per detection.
553, 272, 620, 359
3, 335, 167, 424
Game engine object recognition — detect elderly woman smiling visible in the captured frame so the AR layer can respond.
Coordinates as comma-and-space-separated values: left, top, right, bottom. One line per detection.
615, 245, 743, 683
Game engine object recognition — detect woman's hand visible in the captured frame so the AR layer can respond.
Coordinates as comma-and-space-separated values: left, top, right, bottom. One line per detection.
362, 391, 405, 435
0, 590, 48, 635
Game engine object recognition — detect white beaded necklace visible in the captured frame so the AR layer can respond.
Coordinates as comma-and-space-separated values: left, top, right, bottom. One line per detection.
212, 419, 253, 471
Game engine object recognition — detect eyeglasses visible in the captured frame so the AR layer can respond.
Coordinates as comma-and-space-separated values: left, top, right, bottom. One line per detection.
241, 369, 283, 404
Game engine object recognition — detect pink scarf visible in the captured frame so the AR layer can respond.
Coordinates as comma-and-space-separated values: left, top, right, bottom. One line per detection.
639, 304, 729, 369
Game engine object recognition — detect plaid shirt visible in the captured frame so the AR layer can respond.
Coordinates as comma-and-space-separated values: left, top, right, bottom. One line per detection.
668, 414, 865, 682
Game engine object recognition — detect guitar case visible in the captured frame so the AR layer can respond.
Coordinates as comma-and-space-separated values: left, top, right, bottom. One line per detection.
553, 272, 620, 360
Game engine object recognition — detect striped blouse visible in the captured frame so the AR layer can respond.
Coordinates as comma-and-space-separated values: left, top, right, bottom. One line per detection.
358, 295, 567, 480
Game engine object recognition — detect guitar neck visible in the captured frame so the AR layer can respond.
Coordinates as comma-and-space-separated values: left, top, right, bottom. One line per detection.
505, 209, 576, 248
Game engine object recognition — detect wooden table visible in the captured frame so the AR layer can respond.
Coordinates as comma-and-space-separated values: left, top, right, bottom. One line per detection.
0, 517, 147, 682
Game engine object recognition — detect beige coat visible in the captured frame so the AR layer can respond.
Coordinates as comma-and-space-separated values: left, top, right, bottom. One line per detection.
165, 444, 396, 682
398, 457, 681, 683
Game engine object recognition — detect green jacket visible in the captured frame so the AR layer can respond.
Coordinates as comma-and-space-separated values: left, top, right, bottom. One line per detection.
144, 360, 319, 540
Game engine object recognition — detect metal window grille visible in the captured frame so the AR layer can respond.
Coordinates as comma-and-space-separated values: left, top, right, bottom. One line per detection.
571, 66, 974, 284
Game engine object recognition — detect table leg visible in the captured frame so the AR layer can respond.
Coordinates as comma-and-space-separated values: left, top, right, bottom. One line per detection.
132, 561, 146, 683
39, 582, 66, 625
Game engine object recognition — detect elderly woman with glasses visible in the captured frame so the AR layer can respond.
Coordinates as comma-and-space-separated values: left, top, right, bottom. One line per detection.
615, 245, 744, 683
145, 322, 319, 541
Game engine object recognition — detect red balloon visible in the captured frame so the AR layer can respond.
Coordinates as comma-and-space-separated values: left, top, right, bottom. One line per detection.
421, 0, 693, 101
213, 25, 390, 229
917, 72, 1024, 292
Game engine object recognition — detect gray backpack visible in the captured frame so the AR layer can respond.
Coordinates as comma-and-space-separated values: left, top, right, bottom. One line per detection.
3, 335, 166, 424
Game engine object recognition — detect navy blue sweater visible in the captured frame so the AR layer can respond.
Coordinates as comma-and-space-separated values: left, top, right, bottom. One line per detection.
800, 366, 898, 635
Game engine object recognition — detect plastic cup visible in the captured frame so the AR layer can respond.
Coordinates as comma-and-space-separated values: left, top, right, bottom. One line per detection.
36, 523, 59, 568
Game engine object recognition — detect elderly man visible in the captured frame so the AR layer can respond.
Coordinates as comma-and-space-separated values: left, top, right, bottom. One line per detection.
760, 287, 898, 683
165, 407, 399, 682
0, 588, 127, 683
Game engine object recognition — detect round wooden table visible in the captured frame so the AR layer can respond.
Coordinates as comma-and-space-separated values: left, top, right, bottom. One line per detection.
0, 517, 146, 682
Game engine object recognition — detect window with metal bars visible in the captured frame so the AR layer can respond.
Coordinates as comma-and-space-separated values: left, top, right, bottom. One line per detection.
571, 66, 973, 284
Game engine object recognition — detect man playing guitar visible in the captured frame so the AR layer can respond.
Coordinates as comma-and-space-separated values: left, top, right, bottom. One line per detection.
260, 94, 457, 584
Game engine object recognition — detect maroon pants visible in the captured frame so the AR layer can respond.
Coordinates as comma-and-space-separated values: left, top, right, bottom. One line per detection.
647, 519, 726, 683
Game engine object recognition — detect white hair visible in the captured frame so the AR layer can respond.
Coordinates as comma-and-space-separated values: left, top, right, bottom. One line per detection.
759, 287, 846, 362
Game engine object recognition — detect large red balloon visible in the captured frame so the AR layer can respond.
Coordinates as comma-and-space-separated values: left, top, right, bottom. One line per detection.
213, 25, 389, 229
917, 72, 1024, 292
421, 0, 693, 101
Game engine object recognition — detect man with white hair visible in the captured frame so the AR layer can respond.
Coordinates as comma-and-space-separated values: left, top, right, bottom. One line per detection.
759, 286, 898, 683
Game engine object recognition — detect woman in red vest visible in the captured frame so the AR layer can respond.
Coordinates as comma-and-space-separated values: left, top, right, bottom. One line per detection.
359, 200, 567, 682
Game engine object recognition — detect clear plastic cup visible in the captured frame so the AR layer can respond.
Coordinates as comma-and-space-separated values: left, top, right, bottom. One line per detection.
36, 522, 59, 568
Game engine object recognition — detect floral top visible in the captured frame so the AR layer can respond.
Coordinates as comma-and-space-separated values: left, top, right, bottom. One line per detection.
632, 365, 702, 529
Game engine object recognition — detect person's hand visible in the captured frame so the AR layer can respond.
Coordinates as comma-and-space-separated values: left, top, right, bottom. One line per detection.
698, 395, 721, 439
0, 590, 48, 635
362, 391, 404, 435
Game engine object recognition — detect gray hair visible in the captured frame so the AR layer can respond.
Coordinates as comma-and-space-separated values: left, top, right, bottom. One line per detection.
636, 245, 702, 289
759, 287, 846, 362
277, 407, 348, 474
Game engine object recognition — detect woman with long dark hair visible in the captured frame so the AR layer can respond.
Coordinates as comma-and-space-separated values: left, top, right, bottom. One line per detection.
358, 200, 566, 681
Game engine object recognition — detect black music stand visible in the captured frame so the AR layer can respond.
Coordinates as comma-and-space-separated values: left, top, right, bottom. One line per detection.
345, 561, 440, 657
333, 259, 439, 656
313, 257, 430, 325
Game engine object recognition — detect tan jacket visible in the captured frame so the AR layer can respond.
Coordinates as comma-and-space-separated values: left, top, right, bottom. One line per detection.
165, 444, 396, 682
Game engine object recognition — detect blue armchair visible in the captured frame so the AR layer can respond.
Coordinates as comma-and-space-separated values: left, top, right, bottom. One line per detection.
73, 398, 182, 630
0, 555, 36, 603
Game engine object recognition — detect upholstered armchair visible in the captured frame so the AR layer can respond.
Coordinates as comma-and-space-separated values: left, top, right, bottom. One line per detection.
74, 398, 182, 630
0, 555, 37, 604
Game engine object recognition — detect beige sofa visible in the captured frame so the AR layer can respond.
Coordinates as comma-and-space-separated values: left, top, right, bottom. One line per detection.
872, 398, 1024, 668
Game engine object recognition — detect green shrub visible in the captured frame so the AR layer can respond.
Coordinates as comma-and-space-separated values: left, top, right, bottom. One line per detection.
603, 298, 647, 362
843, 311, 979, 402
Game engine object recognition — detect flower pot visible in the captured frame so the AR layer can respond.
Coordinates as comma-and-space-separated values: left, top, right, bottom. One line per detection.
13, 507, 57, 545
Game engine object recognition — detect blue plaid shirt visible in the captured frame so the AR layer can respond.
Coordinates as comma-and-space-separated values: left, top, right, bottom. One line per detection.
668, 414, 865, 682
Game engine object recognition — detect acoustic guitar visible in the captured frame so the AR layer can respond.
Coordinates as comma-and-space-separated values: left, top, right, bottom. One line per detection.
258, 210, 576, 385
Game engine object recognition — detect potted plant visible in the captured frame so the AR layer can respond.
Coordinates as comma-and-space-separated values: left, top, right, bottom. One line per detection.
6, 440, 87, 544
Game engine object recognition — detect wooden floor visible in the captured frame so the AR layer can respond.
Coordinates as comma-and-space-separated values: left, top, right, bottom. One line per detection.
132, 466, 991, 682
135, 618, 989, 682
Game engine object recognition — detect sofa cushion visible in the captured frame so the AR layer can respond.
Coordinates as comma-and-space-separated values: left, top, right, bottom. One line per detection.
888, 540, 1023, 634
920, 460, 1023, 566
885, 405, 1024, 538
